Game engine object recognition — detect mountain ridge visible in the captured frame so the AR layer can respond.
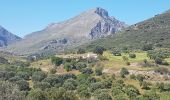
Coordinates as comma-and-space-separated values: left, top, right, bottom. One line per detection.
80, 9, 170, 51
0, 25, 21, 47
6, 7, 126, 55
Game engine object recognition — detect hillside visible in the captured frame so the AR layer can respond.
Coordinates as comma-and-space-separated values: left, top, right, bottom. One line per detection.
6, 7, 126, 55
0, 26, 21, 47
80, 10, 170, 50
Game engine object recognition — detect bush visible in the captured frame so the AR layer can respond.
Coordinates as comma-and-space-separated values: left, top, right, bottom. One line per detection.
93, 46, 106, 55
155, 57, 163, 64
63, 79, 77, 90
120, 68, 129, 78
64, 63, 72, 72
51, 56, 63, 66
129, 53, 136, 58
33, 82, 51, 90
96, 92, 112, 100
142, 44, 153, 51
124, 85, 140, 99
0, 81, 24, 100
49, 68, 56, 74
130, 74, 136, 80
136, 74, 145, 82
17, 72, 30, 80
81, 68, 93, 74
122, 56, 129, 62
112, 50, 121, 56
95, 67, 103, 76
32, 71, 46, 82
27, 89, 47, 100
16, 80, 30, 91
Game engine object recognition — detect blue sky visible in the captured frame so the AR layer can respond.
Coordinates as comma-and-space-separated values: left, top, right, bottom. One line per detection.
0, 0, 170, 37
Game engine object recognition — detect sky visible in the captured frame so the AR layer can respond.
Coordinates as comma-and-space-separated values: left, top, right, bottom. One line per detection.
0, 0, 170, 37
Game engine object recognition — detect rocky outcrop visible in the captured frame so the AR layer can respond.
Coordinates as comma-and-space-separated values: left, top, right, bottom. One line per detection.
5, 7, 127, 55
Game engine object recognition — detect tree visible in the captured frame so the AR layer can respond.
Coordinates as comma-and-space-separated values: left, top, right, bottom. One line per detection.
140, 81, 150, 90
95, 67, 103, 76
93, 46, 105, 55
142, 44, 153, 51
81, 68, 93, 74
49, 68, 56, 74
0, 81, 25, 100
64, 63, 72, 72
136, 74, 145, 82
154, 57, 163, 64
63, 79, 77, 90
120, 68, 129, 78
129, 53, 136, 58
16, 80, 30, 91
17, 72, 30, 80
33, 82, 51, 90
124, 85, 140, 99
32, 71, 46, 82
112, 50, 121, 56
27, 89, 47, 100
51, 56, 63, 66
96, 92, 112, 100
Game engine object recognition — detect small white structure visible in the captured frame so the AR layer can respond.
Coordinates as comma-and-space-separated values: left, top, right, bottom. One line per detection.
87, 53, 98, 59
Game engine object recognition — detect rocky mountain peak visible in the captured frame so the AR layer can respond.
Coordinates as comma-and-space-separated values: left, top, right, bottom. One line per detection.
94, 7, 109, 18
0, 25, 21, 47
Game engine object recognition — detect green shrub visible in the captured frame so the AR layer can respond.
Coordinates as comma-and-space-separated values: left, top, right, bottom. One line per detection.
120, 68, 129, 78
129, 53, 136, 58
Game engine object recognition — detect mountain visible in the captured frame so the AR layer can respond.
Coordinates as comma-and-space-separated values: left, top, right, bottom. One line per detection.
0, 26, 21, 47
80, 9, 170, 50
6, 7, 126, 55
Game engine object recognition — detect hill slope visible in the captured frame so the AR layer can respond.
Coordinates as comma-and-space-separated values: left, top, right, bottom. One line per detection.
0, 26, 21, 47
6, 7, 126, 55
81, 9, 170, 50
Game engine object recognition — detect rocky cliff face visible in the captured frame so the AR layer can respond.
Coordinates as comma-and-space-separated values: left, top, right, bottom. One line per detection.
0, 26, 21, 47
6, 7, 127, 55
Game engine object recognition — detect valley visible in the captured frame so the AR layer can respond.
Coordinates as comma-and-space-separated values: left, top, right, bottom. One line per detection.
0, 3, 170, 100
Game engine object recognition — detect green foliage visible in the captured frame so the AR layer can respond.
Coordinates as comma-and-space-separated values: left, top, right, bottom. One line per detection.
155, 57, 163, 64
32, 71, 46, 82
81, 68, 93, 74
142, 44, 153, 51
49, 68, 56, 74
16, 80, 30, 91
33, 82, 51, 90
112, 49, 122, 56
64, 63, 72, 72
120, 68, 129, 78
63, 79, 77, 90
140, 81, 150, 90
96, 92, 112, 100
75, 62, 87, 71
51, 56, 63, 66
17, 72, 30, 80
129, 53, 136, 58
27, 89, 47, 100
124, 85, 140, 99
130, 74, 136, 80
95, 67, 103, 76
140, 90, 160, 100
0, 81, 25, 100
93, 46, 105, 55
77, 48, 86, 54
136, 74, 145, 82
